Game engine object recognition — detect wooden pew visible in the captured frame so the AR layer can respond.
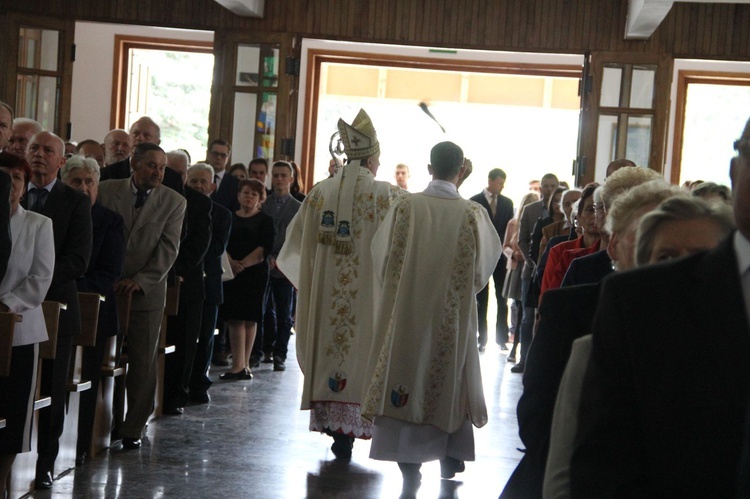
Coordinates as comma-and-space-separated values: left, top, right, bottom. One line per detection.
154, 279, 180, 419
0, 311, 21, 377
10, 301, 64, 496
0, 312, 21, 436
109, 293, 132, 441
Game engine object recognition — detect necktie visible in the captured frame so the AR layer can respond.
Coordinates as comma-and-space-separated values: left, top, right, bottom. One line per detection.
214, 174, 221, 187
490, 194, 497, 218
135, 190, 149, 209
30, 188, 48, 213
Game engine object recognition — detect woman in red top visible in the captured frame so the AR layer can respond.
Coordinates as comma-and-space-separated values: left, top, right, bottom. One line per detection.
540, 183, 600, 297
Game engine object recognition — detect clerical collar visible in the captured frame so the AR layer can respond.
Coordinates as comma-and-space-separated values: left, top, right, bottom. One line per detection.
423, 179, 460, 199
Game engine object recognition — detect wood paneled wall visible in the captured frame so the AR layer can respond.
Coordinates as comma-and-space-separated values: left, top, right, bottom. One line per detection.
1, 0, 749, 61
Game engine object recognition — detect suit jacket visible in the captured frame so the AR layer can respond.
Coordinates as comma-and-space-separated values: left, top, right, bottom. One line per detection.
261, 193, 301, 279
75, 202, 125, 338
470, 191, 514, 241
0, 207, 54, 346
560, 248, 614, 287
204, 201, 232, 305
22, 180, 93, 338
518, 199, 544, 278
571, 236, 750, 497
211, 172, 240, 212
101, 156, 185, 197
97, 178, 186, 312
470, 191, 513, 270
174, 186, 212, 302
500, 284, 600, 499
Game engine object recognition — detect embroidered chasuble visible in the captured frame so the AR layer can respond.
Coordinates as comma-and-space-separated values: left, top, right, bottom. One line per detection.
362, 184, 502, 435
276, 165, 404, 438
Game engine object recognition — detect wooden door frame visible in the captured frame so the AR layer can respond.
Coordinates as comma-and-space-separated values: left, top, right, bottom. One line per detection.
670, 70, 750, 184
208, 29, 296, 164
0, 13, 74, 138
110, 35, 213, 131
584, 51, 673, 183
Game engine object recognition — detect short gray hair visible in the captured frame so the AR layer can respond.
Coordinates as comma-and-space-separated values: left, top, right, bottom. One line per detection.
13, 117, 43, 134
605, 180, 685, 236
188, 162, 215, 178
61, 154, 100, 182
635, 196, 735, 266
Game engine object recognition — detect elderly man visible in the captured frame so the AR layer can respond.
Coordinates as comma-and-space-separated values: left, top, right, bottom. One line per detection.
60, 155, 125, 465
163, 154, 211, 415
0, 102, 12, 150
514, 172, 559, 373
98, 143, 186, 449
100, 117, 184, 195
6, 118, 43, 157
569, 118, 750, 496
186, 163, 231, 403
277, 109, 404, 460
363, 141, 501, 495
75, 139, 105, 168
470, 168, 514, 352
103, 129, 131, 166
23, 132, 93, 489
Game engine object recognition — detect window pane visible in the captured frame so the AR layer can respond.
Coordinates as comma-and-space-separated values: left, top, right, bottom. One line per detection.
595, 114, 619, 176
232, 93, 258, 166
679, 83, 750, 185
625, 115, 652, 168
236, 45, 279, 87
18, 27, 59, 71
15, 74, 59, 133
600, 66, 622, 107
257, 92, 276, 158
629, 66, 656, 109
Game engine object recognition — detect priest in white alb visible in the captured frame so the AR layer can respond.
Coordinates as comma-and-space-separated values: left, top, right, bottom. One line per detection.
276, 109, 404, 460
362, 141, 502, 495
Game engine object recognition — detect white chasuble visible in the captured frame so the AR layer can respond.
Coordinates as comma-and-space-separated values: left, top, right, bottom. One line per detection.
276, 165, 404, 437
363, 186, 502, 434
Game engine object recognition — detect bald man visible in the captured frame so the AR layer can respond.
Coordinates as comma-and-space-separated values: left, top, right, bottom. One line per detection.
23, 131, 92, 490
100, 117, 184, 195
6, 118, 43, 157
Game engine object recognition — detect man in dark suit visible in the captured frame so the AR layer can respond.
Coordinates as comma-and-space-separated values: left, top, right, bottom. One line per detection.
261, 161, 301, 371
500, 284, 599, 498
162, 155, 212, 414
23, 132, 93, 489
515, 173, 559, 371
100, 116, 184, 196
61, 156, 126, 465
206, 139, 240, 212
186, 164, 232, 403
470, 168, 514, 351
570, 119, 750, 497
98, 143, 186, 449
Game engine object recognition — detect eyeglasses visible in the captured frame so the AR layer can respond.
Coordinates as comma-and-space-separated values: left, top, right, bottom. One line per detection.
210, 151, 228, 158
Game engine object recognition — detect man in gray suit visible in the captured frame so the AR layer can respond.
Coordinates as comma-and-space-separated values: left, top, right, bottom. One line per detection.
98, 143, 186, 449
515, 173, 558, 372
260, 160, 301, 371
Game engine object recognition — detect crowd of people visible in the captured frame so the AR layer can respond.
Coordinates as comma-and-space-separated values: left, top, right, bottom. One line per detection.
0, 97, 748, 497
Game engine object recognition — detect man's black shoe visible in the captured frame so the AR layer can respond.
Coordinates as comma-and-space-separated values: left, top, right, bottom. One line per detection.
34, 471, 53, 489
122, 437, 142, 449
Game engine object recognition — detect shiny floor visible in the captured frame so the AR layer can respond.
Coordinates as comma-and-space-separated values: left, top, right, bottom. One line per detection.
25, 340, 523, 498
